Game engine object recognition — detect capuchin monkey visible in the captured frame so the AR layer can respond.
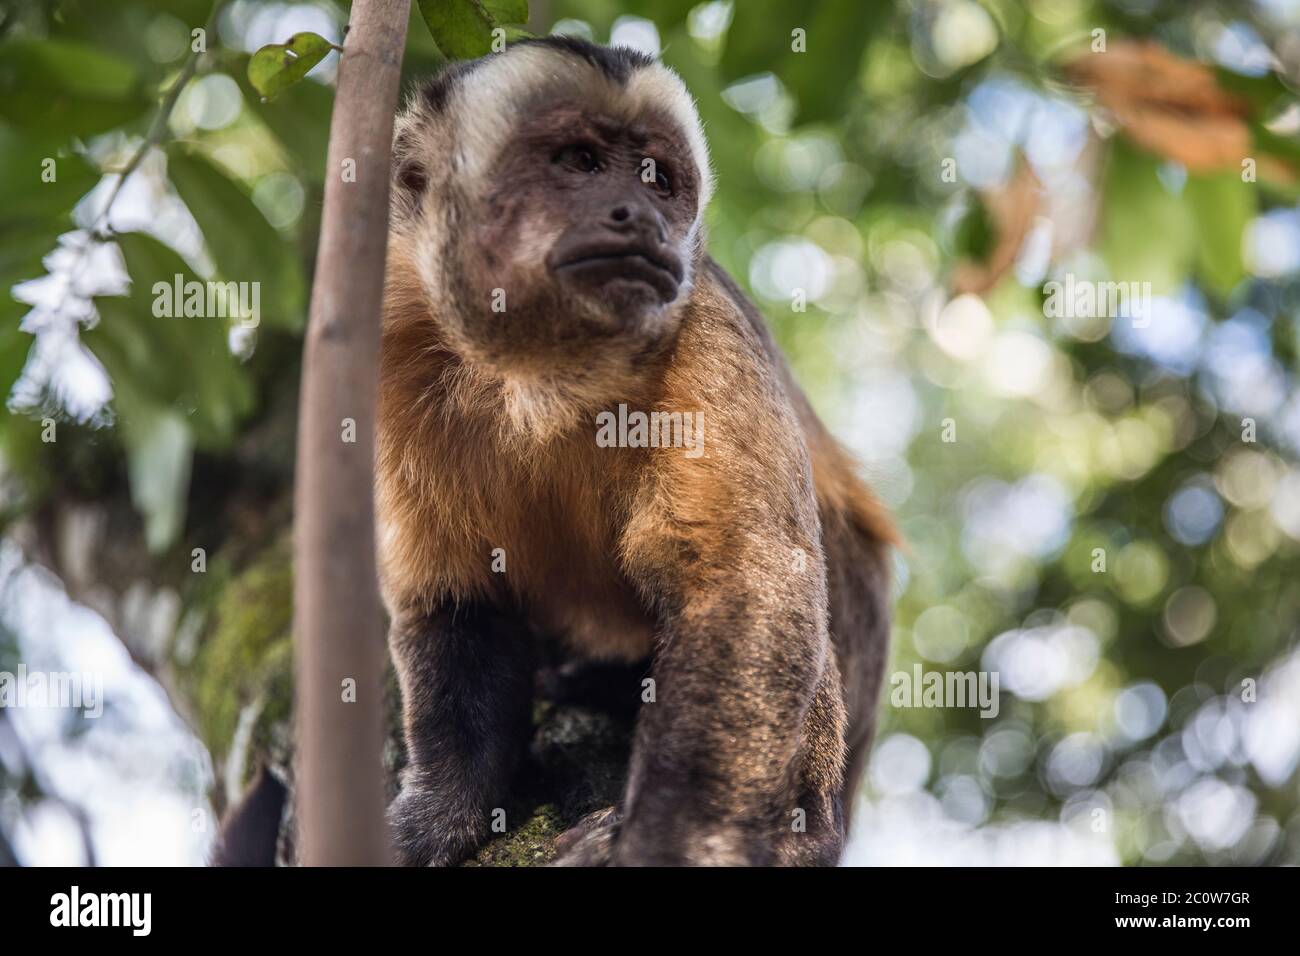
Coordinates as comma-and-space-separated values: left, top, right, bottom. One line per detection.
380, 36, 896, 867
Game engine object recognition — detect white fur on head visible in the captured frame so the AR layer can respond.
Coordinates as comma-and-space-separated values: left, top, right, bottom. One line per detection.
444, 42, 715, 214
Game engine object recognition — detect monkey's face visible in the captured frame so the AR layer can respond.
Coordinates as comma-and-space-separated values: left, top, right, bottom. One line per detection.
392, 42, 715, 375
539, 114, 692, 314
461, 104, 701, 350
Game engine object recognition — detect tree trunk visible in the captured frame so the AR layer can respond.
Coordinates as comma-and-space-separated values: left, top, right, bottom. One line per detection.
291, 0, 408, 867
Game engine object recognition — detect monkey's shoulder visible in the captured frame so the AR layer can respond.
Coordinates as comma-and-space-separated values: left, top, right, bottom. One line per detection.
686, 256, 899, 551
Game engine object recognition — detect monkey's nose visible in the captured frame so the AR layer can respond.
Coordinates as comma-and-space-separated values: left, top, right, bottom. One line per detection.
604, 201, 665, 243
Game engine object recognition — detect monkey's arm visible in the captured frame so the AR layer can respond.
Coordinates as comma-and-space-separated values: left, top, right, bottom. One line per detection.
386, 602, 534, 866
603, 284, 845, 865
617, 527, 841, 865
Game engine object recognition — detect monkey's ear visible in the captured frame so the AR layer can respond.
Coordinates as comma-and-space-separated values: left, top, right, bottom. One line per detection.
392, 127, 429, 216
395, 159, 429, 204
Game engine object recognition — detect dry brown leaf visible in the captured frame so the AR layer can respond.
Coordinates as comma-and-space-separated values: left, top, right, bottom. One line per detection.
951, 159, 1042, 295
1062, 40, 1251, 172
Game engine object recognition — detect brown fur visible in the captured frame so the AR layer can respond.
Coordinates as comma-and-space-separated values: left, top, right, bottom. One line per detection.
379, 38, 894, 866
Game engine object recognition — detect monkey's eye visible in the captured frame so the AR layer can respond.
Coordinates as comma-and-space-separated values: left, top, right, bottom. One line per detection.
651, 167, 672, 197
554, 144, 601, 173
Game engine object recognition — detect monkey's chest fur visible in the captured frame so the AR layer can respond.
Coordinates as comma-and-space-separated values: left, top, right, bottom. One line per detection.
375, 377, 660, 662
463, 457, 659, 663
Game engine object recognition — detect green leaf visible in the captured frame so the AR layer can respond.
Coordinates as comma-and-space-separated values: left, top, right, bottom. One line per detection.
417, 0, 529, 60
1212, 66, 1292, 116
1253, 125, 1300, 168
42, 0, 204, 75
228, 56, 333, 182
0, 125, 100, 227
0, 222, 68, 295
664, 32, 765, 197
1100, 141, 1196, 295
484, 0, 529, 24
952, 195, 994, 261
1183, 172, 1255, 299
0, 293, 33, 402
166, 148, 305, 329
621, 1, 697, 30
247, 32, 338, 101
1250, 125, 1300, 198
720, 0, 888, 124
85, 232, 253, 450
0, 224, 69, 403
122, 405, 194, 552
0, 38, 150, 138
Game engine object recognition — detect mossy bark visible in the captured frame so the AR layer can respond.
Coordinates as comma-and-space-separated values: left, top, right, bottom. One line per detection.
193, 536, 632, 864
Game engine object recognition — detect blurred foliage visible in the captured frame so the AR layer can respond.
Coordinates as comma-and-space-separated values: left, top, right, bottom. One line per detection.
414, 0, 528, 59
2, 0, 1300, 865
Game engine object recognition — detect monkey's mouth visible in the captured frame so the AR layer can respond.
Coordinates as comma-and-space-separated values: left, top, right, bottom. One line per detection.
549, 243, 683, 302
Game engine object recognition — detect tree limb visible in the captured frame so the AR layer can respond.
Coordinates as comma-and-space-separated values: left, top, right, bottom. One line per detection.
291, 0, 408, 866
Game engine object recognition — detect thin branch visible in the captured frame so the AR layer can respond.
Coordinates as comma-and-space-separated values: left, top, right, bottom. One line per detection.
95, 0, 229, 236
47, 0, 229, 319
292, 0, 408, 866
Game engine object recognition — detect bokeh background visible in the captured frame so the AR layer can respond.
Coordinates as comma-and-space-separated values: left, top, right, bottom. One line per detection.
2, 0, 1300, 865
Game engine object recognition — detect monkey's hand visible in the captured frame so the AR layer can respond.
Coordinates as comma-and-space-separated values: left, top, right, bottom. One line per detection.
551, 806, 621, 866
387, 765, 487, 867
386, 604, 534, 867
611, 438, 845, 865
